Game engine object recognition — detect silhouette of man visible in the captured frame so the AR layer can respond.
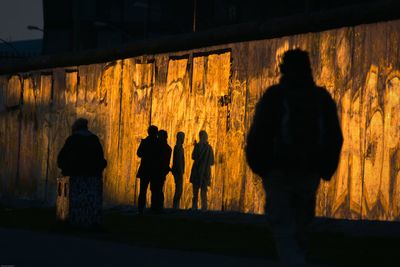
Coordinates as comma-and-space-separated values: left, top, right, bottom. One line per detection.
57, 118, 107, 226
246, 49, 343, 265
151, 129, 172, 213
172, 132, 185, 209
190, 131, 214, 211
136, 125, 160, 214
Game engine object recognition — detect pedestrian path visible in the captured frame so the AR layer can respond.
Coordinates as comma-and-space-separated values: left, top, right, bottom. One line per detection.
0, 228, 278, 267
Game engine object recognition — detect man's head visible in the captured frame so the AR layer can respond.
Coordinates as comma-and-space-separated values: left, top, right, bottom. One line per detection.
158, 130, 168, 141
279, 49, 314, 85
72, 118, 88, 133
199, 130, 208, 143
147, 125, 158, 137
176, 132, 185, 145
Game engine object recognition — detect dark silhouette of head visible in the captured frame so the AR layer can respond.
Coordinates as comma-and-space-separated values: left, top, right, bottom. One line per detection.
158, 130, 168, 141
147, 125, 158, 137
279, 49, 314, 86
199, 130, 208, 144
176, 132, 185, 145
72, 118, 88, 133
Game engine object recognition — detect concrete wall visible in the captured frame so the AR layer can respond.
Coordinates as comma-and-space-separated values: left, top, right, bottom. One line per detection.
1, 19, 399, 221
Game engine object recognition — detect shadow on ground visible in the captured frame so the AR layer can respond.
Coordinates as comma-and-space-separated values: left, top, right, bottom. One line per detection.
1, 204, 399, 267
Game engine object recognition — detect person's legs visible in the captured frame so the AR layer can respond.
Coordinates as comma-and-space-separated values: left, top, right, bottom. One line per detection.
95, 176, 103, 225
84, 176, 102, 226
173, 175, 183, 209
293, 176, 320, 253
192, 183, 199, 210
69, 176, 98, 227
150, 179, 157, 212
158, 178, 165, 211
200, 181, 208, 211
150, 177, 165, 212
263, 174, 305, 265
68, 176, 81, 226
138, 177, 150, 214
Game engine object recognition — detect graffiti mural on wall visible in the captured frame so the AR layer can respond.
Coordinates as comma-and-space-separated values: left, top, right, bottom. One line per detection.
361, 67, 400, 220
1, 20, 400, 220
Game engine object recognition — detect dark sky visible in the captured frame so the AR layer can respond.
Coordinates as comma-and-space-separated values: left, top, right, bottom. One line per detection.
0, 0, 43, 42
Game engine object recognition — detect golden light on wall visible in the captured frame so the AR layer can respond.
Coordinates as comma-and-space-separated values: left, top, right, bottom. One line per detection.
1, 19, 400, 221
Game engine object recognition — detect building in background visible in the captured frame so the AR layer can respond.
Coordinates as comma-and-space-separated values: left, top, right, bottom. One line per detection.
39, 0, 378, 54
42, 0, 193, 54
0, 39, 42, 64
0, 0, 43, 63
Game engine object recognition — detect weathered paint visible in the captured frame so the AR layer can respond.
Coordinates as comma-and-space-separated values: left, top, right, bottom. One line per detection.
1, 19, 400, 221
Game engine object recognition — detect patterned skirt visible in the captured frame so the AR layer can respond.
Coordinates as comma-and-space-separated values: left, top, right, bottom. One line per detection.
69, 176, 103, 227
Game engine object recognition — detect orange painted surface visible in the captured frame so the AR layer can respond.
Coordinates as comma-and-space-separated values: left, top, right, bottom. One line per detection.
1, 20, 400, 220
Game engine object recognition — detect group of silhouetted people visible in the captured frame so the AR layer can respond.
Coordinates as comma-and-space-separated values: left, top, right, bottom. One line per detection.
136, 126, 172, 214
57, 121, 215, 221
57, 49, 343, 266
136, 126, 214, 214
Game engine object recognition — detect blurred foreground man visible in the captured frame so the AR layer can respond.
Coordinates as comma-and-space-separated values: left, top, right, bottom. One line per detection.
246, 49, 343, 266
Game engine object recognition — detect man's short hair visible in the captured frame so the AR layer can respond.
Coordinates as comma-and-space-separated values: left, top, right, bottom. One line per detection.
72, 118, 88, 132
176, 131, 185, 140
158, 130, 168, 140
199, 130, 208, 142
279, 49, 313, 80
147, 125, 158, 136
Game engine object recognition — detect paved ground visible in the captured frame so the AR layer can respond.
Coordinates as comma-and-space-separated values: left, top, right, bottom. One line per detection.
0, 228, 280, 267
2, 199, 400, 267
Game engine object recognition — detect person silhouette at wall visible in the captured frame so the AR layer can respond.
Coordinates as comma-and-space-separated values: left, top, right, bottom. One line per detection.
57, 118, 107, 227
190, 131, 214, 211
172, 132, 185, 209
150, 129, 172, 213
246, 49, 343, 265
136, 125, 160, 214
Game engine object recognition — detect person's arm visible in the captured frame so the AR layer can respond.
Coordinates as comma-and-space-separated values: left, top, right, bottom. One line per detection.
93, 135, 107, 170
209, 146, 214, 166
175, 146, 185, 174
181, 147, 185, 174
167, 146, 172, 168
57, 136, 72, 171
320, 91, 344, 180
245, 87, 278, 176
137, 139, 145, 158
172, 146, 178, 173
172, 146, 177, 169
162, 146, 173, 175
192, 143, 199, 160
